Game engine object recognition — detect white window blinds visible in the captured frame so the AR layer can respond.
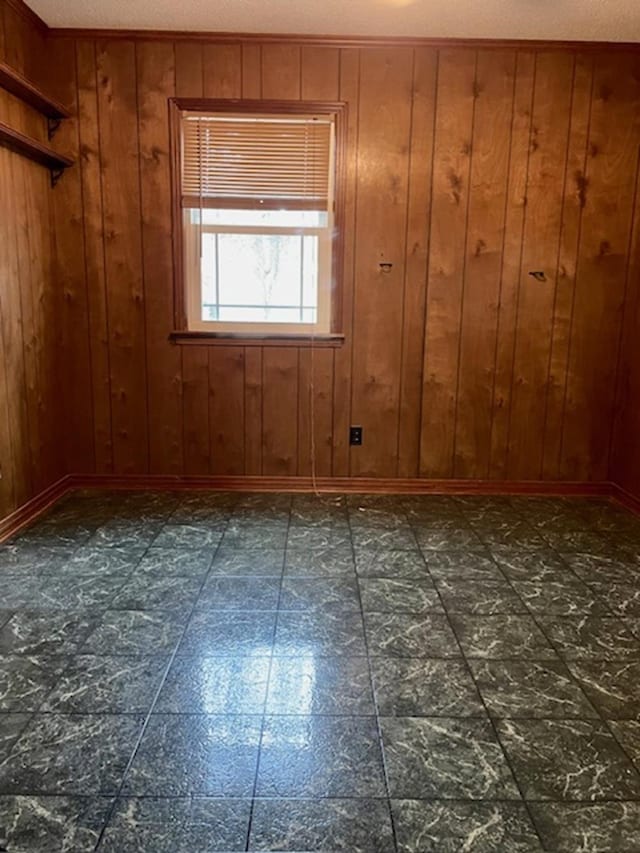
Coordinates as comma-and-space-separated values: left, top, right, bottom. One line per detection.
181, 112, 333, 211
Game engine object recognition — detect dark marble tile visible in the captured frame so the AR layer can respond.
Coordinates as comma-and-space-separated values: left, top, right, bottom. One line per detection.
564, 553, 640, 586
371, 658, 484, 717
415, 527, 485, 552
0, 612, 97, 656
37, 573, 130, 610
364, 612, 459, 658
610, 720, 640, 771
359, 577, 442, 613
511, 579, 609, 616
135, 547, 213, 578
98, 796, 251, 853
469, 659, 597, 718
528, 801, 640, 853
256, 715, 386, 797
110, 573, 203, 612
0, 656, 70, 712
198, 576, 281, 610
540, 530, 613, 555
54, 545, 146, 578
210, 549, 285, 577
122, 714, 261, 797
274, 610, 366, 656
0, 542, 76, 572
279, 577, 360, 611
152, 524, 223, 550
41, 656, 167, 714
538, 616, 640, 660
436, 579, 527, 614
248, 797, 395, 853
426, 552, 506, 582
0, 795, 112, 853
170, 498, 234, 524
221, 526, 288, 550
588, 582, 640, 617
178, 610, 276, 657
0, 713, 144, 795
0, 611, 13, 630
450, 614, 558, 659
284, 547, 355, 577
266, 656, 374, 715
0, 574, 53, 609
286, 526, 351, 551
490, 546, 577, 583
89, 521, 162, 549
352, 527, 418, 551
82, 610, 186, 656
496, 718, 640, 801
476, 521, 547, 550
392, 800, 543, 853
354, 549, 430, 579
568, 660, 640, 719
381, 716, 519, 799
154, 656, 270, 714
0, 714, 31, 761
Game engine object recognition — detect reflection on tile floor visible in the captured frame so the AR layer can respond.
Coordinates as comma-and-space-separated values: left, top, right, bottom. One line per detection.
1, 492, 640, 850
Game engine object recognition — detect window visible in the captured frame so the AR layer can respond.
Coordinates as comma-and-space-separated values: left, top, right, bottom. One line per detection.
170, 99, 346, 341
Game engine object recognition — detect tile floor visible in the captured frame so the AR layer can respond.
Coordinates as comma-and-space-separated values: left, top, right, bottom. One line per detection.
0, 491, 640, 851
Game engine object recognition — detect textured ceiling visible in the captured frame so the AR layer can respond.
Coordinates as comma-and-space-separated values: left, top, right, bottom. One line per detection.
26, 0, 640, 42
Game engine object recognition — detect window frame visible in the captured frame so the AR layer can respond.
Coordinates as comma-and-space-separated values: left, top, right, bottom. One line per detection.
169, 98, 348, 346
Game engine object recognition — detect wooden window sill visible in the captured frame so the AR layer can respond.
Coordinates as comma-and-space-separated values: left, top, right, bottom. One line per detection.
169, 331, 345, 348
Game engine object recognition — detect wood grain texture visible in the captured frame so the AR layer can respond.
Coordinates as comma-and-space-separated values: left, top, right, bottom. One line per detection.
0, 0, 60, 519
3, 21, 640, 518
420, 48, 477, 477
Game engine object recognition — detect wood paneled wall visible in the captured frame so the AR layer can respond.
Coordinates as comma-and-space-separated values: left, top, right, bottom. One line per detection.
612, 221, 640, 500
44, 36, 640, 483
0, 0, 62, 520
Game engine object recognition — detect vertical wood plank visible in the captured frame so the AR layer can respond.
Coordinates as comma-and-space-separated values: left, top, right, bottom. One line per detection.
453, 50, 515, 478
97, 39, 149, 474
48, 37, 95, 479
209, 347, 245, 474
351, 47, 414, 477
76, 38, 114, 473
244, 347, 263, 475
506, 52, 574, 479
137, 40, 184, 474
489, 50, 535, 479
541, 55, 593, 479
420, 48, 477, 477
241, 43, 261, 98
175, 40, 210, 474
397, 48, 437, 478
263, 348, 299, 476
561, 53, 640, 480
261, 44, 301, 99
297, 46, 339, 478
332, 48, 360, 476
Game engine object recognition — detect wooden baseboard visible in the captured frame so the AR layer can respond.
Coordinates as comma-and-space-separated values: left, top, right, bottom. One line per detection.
67, 473, 614, 497
0, 475, 73, 543
2, 474, 637, 543
610, 483, 640, 516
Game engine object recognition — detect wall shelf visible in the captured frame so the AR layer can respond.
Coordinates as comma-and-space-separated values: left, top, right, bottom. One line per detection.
0, 121, 74, 186
0, 61, 70, 139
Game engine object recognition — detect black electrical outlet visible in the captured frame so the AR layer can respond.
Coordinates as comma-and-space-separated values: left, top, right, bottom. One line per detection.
350, 426, 363, 446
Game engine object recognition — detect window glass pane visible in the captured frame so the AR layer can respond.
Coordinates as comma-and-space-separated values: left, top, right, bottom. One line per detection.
200, 233, 319, 324
190, 208, 327, 228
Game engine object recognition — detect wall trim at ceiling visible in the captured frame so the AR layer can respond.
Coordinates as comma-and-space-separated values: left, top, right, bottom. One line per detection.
6, 0, 47, 34
45, 27, 640, 53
